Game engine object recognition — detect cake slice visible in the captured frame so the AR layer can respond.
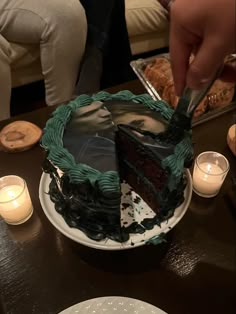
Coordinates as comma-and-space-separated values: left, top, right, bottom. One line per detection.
116, 124, 188, 218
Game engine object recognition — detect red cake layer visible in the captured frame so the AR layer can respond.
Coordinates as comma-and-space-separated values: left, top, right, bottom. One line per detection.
116, 125, 168, 214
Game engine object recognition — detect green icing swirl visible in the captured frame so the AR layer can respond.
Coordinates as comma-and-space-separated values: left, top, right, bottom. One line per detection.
41, 90, 192, 195
162, 135, 192, 190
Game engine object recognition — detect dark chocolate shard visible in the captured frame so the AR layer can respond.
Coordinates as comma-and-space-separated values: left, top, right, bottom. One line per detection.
122, 202, 130, 209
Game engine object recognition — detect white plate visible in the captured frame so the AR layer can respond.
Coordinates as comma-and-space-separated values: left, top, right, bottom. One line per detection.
39, 171, 192, 250
59, 296, 167, 314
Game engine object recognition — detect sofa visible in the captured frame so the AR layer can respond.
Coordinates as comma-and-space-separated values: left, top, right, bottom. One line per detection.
0, 0, 169, 118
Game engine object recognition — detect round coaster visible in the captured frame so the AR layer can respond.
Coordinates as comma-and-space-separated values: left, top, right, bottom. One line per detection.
0, 120, 42, 152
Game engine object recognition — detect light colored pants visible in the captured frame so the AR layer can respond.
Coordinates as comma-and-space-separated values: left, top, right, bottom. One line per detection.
0, 0, 87, 120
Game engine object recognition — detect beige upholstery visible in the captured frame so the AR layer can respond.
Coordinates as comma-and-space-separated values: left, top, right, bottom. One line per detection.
10, 43, 42, 87
126, 0, 169, 54
0, 0, 169, 90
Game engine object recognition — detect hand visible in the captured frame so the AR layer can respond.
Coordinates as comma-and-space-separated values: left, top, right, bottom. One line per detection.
169, 0, 236, 95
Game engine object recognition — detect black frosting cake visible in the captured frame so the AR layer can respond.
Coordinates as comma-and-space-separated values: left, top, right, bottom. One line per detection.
41, 91, 193, 243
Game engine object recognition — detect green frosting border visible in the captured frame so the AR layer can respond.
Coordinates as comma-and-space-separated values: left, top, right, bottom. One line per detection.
41, 90, 191, 194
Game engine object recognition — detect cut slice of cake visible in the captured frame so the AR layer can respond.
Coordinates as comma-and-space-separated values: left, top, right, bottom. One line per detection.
116, 124, 187, 218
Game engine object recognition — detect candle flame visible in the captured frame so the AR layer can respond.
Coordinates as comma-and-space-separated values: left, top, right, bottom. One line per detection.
206, 163, 212, 174
7, 190, 16, 199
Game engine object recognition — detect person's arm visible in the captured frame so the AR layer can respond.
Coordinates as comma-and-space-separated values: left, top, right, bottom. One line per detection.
169, 0, 236, 95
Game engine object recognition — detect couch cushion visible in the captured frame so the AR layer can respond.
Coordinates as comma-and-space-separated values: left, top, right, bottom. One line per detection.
125, 0, 169, 37
129, 30, 169, 55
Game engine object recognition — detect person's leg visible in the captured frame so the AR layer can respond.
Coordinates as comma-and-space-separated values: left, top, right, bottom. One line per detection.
75, 0, 115, 95
0, 0, 87, 106
75, 0, 132, 94
0, 35, 11, 120
101, 0, 133, 87
80, 0, 116, 50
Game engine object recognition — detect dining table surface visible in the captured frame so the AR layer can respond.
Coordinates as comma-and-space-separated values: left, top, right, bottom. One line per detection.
0, 80, 235, 314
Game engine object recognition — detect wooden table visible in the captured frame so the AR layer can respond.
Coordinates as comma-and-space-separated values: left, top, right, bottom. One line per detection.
0, 80, 235, 314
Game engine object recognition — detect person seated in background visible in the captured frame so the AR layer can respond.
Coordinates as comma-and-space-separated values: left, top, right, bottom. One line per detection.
75, 0, 132, 95
0, 0, 87, 121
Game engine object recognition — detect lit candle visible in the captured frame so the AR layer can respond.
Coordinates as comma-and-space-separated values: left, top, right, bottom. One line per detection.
193, 151, 229, 198
0, 176, 33, 225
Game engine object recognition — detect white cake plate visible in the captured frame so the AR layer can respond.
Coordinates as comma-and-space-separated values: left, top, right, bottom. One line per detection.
59, 296, 167, 314
39, 170, 192, 250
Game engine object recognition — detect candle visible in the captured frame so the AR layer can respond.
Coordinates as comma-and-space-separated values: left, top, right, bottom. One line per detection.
193, 162, 224, 196
0, 176, 33, 225
192, 151, 229, 198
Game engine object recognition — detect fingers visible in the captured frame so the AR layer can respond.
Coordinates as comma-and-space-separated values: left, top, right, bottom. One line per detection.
169, 21, 192, 95
186, 36, 227, 90
169, 0, 235, 95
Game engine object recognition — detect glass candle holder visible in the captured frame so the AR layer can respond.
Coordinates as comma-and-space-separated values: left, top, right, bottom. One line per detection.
0, 175, 33, 225
192, 151, 230, 198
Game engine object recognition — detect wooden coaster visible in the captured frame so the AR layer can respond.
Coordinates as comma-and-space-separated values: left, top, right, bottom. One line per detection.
0, 121, 42, 152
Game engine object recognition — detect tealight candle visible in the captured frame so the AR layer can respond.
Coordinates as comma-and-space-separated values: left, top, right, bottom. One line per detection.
193, 151, 230, 198
0, 175, 33, 225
